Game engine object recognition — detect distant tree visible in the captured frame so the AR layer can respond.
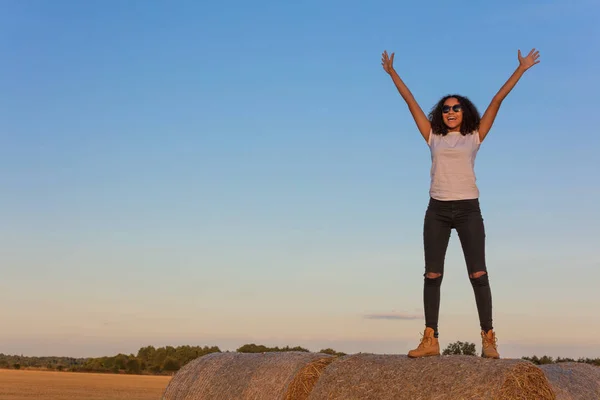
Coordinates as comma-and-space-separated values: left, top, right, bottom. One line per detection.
442, 341, 477, 356
236, 344, 309, 353
174, 345, 198, 366
13, 363, 21, 369
556, 357, 576, 363
279, 346, 309, 352
522, 355, 556, 365
137, 346, 156, 363
162, 357, 180, 372
237, 344, 271, 353
112, 354, 128, 371
538, 355, 554, 365
153, 348, 168, 367
522, 355, 539, 364
521, 355, 600, 366
319, 348, 346, 356
126, 358, 141, 374
577, 357, 600, 366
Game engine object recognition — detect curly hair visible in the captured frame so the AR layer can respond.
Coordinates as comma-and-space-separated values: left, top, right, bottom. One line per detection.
428, 94, 481, 136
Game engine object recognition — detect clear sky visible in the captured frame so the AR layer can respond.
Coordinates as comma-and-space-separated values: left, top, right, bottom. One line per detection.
1, 0, 599, 359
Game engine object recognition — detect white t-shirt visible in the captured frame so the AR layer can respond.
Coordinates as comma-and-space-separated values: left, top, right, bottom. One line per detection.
427, 130, 481, 201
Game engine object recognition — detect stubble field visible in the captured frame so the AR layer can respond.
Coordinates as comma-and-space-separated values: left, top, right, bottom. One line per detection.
0, 369, 171, 400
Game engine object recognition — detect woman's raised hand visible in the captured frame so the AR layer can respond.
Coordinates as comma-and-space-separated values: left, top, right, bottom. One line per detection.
518, 48, 541, 71
381, 50, 395, 74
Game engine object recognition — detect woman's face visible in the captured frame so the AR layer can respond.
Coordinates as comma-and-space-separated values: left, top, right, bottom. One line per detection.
442, 97, 463, 131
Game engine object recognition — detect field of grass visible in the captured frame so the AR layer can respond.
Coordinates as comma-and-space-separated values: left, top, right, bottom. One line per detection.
0, 369, 171, 400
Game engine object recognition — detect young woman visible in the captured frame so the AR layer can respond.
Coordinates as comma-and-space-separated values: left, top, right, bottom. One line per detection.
381, 48, 540, 358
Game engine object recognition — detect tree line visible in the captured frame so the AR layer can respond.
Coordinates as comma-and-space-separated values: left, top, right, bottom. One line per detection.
0, 342, 597, 375
0, 344, 345, 375
439, 341, 600, 366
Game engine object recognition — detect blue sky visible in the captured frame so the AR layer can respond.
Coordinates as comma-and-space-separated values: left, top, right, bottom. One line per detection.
1, 0, 599, 359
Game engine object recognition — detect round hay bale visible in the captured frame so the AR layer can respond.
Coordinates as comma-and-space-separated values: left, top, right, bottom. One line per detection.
307, 354, 556, 400
539, 362, 600, 399
161, 351, 335, 400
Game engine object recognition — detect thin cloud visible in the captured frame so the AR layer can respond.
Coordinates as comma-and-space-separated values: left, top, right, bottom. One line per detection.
364, 313, 422, 321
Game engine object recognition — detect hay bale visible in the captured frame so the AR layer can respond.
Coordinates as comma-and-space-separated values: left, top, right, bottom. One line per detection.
307, 354, 556, 400
161, 351, 334, 400
540, 362, 600, 399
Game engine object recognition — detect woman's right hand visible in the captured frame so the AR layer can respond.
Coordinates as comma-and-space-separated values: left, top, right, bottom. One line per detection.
380, 49, 431, 142
381, 50, 395, 74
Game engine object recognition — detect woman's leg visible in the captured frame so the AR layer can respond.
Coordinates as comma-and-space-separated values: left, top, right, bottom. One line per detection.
422, 199, 453, 336
454, 199, 493, 332
408, 199, 452, 358
454, 199, 499, 358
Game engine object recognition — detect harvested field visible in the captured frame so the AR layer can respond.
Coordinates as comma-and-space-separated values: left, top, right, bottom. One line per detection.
540, 362, 600, 399
307, 354, 556, 400
162, 351, 334, 400
0, 369, 171, 400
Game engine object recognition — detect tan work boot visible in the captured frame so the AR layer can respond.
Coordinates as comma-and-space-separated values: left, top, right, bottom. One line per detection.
408, 327, 440, 358
481, 329, 500, 358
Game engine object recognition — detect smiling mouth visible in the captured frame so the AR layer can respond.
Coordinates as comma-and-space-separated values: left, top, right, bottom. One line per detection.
447, 116, 457, 121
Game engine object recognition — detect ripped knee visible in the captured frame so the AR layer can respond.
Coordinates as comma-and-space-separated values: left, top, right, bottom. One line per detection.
469, 271, 489, 287
470, 271, 487, 279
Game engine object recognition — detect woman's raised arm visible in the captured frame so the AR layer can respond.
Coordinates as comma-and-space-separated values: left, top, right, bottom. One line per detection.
382, 50, 431, 143
479, 48, 541, 142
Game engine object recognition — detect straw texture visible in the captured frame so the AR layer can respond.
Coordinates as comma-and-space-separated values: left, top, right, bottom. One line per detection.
540, 362, 600, 400
307, 354, 556, 400
284, 357, 336, 400
161, 351, 333, 400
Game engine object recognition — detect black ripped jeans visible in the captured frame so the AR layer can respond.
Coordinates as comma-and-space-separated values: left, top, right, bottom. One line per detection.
422, 197, 493, 335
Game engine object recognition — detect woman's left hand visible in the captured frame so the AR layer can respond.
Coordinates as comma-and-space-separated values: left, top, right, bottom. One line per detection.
518, 48, 541, 71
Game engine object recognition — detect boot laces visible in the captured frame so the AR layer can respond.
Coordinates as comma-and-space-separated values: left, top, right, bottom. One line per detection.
417, 332, 433, 349
483, 332, 498, 349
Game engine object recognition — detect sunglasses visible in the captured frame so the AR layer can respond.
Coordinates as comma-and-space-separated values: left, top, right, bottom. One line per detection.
442, 104, 462, 113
